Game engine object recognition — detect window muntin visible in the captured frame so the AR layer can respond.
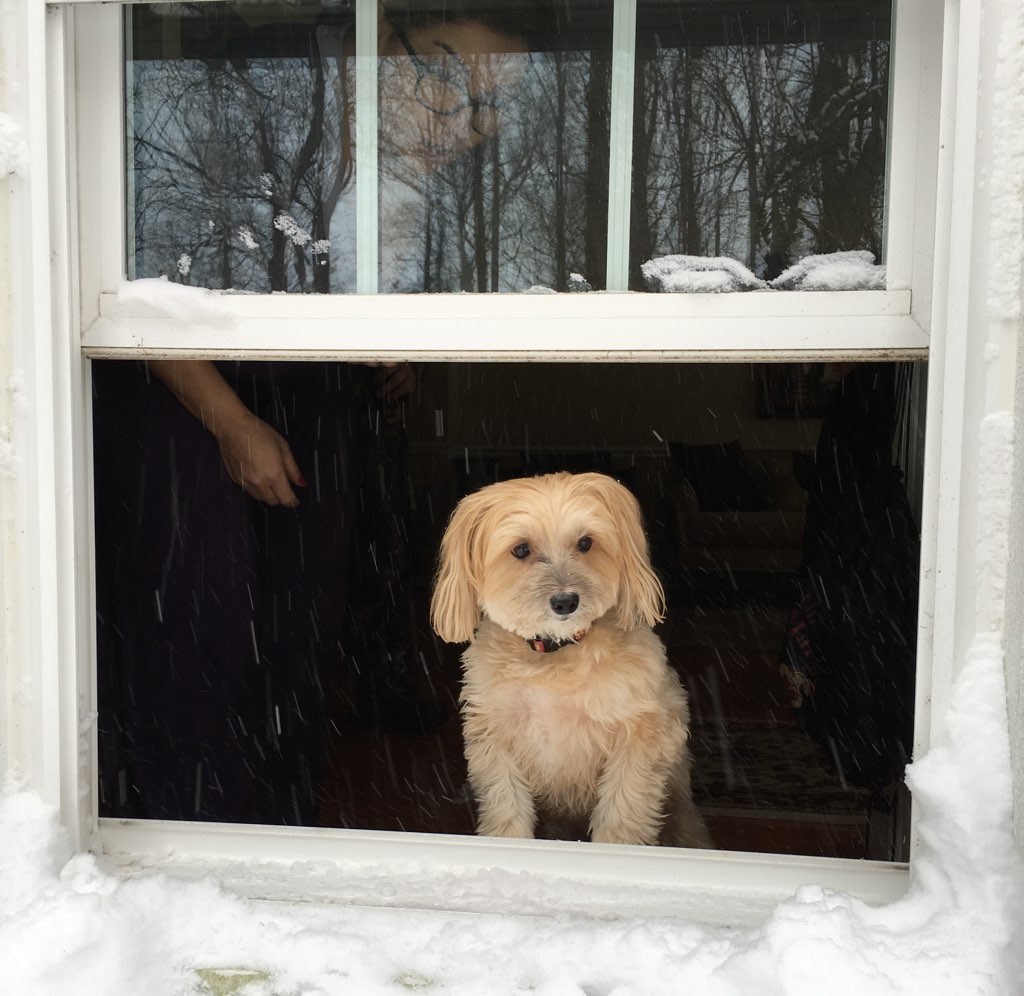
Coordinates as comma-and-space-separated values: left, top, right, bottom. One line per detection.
93, 358, 921, 862
125, 0, 891, 296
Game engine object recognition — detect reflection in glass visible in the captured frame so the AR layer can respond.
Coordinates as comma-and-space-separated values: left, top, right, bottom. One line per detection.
126, 1, 891, 294
94, 358, 922, 861
127, 2, 359, 292
631, 0, 890, 286
377, 2, 613, 292
126, 1, 612, 294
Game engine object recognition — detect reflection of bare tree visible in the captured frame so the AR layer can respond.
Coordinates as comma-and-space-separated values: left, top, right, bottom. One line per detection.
131, 8, 889, 295
632, 30, 888, 284
380, 49, 598, 292
132, 32, 351, 293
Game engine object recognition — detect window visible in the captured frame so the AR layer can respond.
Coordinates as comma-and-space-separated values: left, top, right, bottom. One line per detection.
57, 0, 944, 899
94, 357, 924, 862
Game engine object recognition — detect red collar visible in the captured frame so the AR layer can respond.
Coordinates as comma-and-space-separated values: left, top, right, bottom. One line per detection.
526, 631, 585, 653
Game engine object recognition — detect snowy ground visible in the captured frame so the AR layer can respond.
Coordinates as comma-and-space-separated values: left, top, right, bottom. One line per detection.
2, 641, 1022, 996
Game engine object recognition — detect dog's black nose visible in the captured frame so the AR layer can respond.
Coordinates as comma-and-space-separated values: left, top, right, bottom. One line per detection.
550, 592, 579, 616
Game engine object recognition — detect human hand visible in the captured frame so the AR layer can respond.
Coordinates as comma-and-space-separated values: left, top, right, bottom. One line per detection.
216, 414, 306, 507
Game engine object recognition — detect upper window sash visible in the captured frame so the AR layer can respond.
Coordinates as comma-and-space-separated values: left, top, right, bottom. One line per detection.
83, 288, 923, 359
67, 0, 938, 358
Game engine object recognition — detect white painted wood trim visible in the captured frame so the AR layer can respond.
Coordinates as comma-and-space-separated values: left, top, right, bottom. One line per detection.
885, 0, 919, 284
3, 1, 91, 848
97, 287, 913, 320
885, 0, 938, 305
356, 0, 378, 294
605, 0, 637, 290
81, 313, 929, 360
73, 4, 125, 328
96, 819, 911, 910
914, 0, 978, 778
85, 288, 925, 357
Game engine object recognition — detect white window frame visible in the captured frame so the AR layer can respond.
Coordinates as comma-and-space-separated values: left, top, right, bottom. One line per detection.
15, 0, 976, 913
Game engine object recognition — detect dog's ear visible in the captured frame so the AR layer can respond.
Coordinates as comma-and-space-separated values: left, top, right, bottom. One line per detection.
430, 489, 494, 643
585, 474, 666, 629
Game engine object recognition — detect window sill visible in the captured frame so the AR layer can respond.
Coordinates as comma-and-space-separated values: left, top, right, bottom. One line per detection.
96, 820, 910, 924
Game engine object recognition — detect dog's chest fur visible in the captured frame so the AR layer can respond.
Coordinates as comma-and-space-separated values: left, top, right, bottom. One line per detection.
461, 619, 681, 811
514, 684, 611, 795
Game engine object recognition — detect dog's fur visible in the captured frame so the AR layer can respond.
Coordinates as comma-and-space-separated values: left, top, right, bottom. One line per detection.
431, 472, 708, 847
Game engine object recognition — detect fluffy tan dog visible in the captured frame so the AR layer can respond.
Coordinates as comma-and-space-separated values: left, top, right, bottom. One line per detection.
431, 472, 708, 848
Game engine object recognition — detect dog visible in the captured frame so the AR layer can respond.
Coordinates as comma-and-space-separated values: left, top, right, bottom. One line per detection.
430, 472, 708, 848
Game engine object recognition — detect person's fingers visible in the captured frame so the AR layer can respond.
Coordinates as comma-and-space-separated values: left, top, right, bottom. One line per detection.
219, 421, 302, 508
239, 471, 280, 506
256, 487, 281, 507
281, 443, 307, 490
272, 479, 299, 508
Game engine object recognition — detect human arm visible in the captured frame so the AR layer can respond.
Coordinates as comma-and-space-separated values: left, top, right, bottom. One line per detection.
147, 359, 305, 508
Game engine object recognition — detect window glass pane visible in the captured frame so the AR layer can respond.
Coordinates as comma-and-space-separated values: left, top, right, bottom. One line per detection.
125, 1, 613, 294
631, 0, 891, 289
93, 359, 922, 861
377, 1, 612, 292
127, 2, 360, 292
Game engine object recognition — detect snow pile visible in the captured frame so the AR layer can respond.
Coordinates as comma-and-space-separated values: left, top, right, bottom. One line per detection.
1, 634, 1021, 996
0, 112, 29, 177
637, 252, 885, 292
987, 0, 1024, 320
115, 277, 237, 328
641, 255, 767, 293
769, 251, 886, 291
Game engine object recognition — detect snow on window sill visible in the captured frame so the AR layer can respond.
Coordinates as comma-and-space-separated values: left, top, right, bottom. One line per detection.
94, 819, 910, 923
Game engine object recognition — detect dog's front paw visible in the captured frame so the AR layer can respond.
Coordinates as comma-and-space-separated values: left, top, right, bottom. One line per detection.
477, 817, 535, 840
590, 820, 659, 847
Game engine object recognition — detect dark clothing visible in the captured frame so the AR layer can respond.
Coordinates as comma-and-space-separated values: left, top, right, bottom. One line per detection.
93, 360, 356, 824
780, 364, 919, 791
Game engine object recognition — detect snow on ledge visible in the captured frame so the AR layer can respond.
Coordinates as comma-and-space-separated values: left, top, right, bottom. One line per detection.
115, 277, 237, 328
641, 255, 767, 293
640, 251, 886, 293
769, 251, 886, 291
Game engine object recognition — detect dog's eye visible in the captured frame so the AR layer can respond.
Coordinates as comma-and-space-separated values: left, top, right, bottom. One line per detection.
511, 543, 531, 560
577, 535, 593, 553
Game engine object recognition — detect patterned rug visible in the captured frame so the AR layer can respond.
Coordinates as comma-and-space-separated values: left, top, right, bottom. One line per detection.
690, 719, 874, 818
